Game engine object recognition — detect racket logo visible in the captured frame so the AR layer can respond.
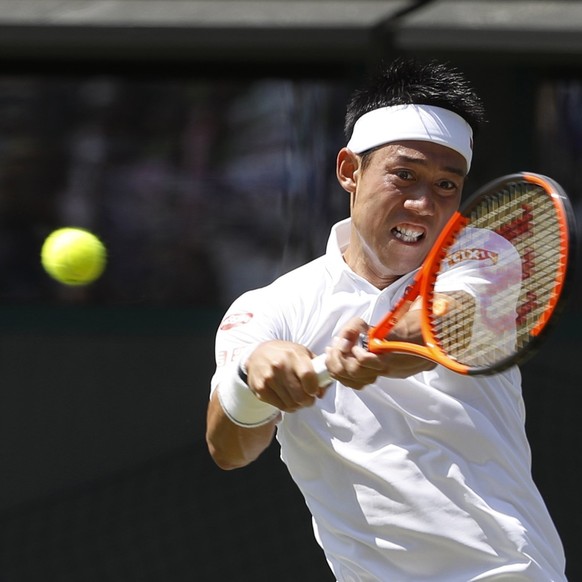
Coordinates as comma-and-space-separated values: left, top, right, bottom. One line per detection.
495, 204, 533, 242
522, 249, 535, 279
219, 312, 254, 330
517, 291, 539, 325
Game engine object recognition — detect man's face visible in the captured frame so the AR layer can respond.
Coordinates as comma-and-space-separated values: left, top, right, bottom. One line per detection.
341, 140, 466, 289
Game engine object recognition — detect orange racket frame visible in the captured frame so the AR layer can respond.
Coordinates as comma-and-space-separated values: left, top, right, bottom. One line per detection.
365, 172, 575, 376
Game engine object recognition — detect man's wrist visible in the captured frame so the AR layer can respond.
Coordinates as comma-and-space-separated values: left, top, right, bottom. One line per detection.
217, 356, 278, 428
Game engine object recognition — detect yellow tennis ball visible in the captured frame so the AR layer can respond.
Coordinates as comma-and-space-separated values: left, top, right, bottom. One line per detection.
41, 227, 107, 286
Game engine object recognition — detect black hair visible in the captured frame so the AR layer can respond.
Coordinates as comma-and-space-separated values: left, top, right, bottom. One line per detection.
344, 58, 486, 144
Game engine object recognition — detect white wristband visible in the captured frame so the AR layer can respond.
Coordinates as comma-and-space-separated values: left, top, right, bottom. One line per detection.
217, 363, 279, 428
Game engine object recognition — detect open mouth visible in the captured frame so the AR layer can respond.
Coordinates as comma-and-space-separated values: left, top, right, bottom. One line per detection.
392, 224, 425, 243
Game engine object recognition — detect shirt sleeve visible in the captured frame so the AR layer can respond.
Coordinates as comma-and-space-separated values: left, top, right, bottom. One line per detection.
210, 286, 287, 396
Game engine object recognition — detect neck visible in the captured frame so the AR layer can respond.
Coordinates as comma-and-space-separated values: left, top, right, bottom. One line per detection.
342, 246, 400, 291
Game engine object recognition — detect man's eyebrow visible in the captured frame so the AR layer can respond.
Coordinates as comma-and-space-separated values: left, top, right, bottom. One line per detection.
395, 155, 466, 178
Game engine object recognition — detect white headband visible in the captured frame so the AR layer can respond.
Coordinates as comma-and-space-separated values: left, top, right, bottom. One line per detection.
347, 104, 473, 170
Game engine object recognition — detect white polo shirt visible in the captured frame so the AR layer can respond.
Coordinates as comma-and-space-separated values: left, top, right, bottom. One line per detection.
211, 218, 566, 582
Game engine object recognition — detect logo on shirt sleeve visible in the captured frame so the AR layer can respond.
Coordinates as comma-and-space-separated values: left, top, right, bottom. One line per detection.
219, 312, 254, 330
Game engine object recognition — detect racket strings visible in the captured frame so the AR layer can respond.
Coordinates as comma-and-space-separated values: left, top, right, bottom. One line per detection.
429, 291, 476, 359
431, 181, 564, 367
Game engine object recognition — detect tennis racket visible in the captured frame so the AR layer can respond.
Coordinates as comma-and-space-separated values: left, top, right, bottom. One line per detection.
313, 172, 576, 385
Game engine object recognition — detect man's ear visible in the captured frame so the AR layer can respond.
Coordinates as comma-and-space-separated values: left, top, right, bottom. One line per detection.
336, 148, 360, 194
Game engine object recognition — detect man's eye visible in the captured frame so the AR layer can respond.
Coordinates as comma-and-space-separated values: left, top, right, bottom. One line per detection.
396, 170, 413, 180
439, 180, 458, 191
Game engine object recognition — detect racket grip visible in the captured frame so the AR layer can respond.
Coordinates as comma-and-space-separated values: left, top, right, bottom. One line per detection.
311, 353, 332, 388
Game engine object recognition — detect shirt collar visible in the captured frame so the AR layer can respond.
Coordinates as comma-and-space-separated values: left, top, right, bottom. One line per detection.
325, 218, 379, 293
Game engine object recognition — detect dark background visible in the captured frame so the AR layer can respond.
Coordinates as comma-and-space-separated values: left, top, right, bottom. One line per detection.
0, 2, 581, 581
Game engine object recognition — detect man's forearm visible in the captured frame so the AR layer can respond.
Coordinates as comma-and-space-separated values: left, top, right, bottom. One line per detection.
206, 391, 277, 470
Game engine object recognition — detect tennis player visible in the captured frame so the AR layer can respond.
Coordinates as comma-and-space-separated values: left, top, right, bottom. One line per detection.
206, 58, 566, 581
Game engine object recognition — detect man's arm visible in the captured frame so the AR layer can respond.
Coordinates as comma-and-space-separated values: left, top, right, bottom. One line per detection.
206, 301, 449, 470
206, 392, 277, 470
206, 340, 322, 470
324, 299, 437, 387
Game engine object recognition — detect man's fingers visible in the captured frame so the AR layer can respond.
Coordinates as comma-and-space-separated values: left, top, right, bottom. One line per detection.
252, 362, 320, 412
332, 317, 369, 355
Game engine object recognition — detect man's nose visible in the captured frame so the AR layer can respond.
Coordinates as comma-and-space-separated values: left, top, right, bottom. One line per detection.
403, 186, 435, 216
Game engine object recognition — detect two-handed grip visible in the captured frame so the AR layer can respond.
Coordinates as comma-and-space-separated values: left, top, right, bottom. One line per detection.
311, 333, 370, 388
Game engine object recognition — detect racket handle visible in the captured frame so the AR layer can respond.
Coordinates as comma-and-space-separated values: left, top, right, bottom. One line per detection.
311, 353, 332, 388
312, 334, 369, 388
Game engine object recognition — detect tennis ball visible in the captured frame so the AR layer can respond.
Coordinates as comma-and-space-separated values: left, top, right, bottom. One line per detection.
41, 227, 107, 286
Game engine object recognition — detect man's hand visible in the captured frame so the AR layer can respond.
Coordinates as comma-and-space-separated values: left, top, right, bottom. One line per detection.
324, 307, 436, 389
245, 341, 326, 412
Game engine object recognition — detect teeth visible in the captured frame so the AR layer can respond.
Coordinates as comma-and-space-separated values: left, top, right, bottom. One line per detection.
393, 225, 423, 243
